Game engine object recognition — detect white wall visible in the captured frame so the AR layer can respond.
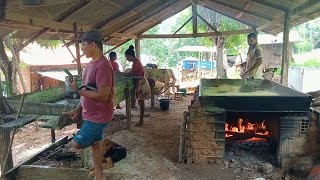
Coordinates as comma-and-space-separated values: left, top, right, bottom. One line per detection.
288, 67, 320, 93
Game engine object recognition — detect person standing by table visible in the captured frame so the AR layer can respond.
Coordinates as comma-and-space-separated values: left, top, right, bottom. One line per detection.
241, 33, 263, 79
109, 51, 119, 73
123, 45, 150, 127
66, 29, 114, 180
109, 51, 121, 109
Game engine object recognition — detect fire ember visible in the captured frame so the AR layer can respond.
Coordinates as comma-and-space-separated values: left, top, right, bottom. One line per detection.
225, 118, 271, 142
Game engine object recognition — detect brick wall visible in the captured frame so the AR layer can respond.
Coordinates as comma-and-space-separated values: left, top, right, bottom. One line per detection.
17, 66, 31, 94
184, 96, 226, 164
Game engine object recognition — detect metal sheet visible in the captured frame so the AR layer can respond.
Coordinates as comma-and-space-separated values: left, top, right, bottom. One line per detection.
199, 79, 312, 112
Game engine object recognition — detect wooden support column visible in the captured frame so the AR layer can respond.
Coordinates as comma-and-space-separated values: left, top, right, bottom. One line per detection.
125, 87, 132, 130
73, 22, 82, 76
0, 127, 13, 180
149, 79, 155, 109
280, 11, 291, 86
192, 2, 198, 38
135, 38, 141, 59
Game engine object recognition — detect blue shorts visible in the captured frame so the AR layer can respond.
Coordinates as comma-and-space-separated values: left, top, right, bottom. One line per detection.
73, 120, 108, 148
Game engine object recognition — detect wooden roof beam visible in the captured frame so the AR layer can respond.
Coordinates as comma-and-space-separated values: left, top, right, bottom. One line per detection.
6, 0, 81, 10
108, 33, 137, 40
192, 2, 198, 37
107, 0, 180, 38
292, 0, 320, 16
5, 12, 90, 32
199, 3, 256, 28
197, 13, 219, 33
139, 29, 254, 38
236, 1, 252, 19
15, 0, 90, 52
249, 0, 287, 12
174, 16, 192, 34
257, 16, 282, 31
93, 0, 148, 29
205, 0, 273, 21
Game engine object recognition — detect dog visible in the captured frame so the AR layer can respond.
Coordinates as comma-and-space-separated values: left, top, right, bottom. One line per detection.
88, 139, 127, 177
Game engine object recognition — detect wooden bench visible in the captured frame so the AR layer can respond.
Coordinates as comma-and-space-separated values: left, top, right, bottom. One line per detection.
0, 114, 41, 131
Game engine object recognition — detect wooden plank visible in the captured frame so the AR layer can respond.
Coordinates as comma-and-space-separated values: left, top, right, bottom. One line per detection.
5, 12, 90, 32
197, 14, 218, 33
174, 16, 192, 34
249, 0, 288, 11
16, 0, 90, 51
292, 0, 320, 16
139, 29, 254, 38
4, 137, 69, 178
207, 0, 273, 21
0, 114, 41, 130
6, 0, 82, 10
280, 11, 290, 86
0, 118, 13, 180
93, 0, 147, 29
38, 115, 75, 130
257, 15, 283, 31
109, 33, 137, 40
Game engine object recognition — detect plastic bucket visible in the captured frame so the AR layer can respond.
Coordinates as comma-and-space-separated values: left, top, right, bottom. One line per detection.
179, 88, 187, 96
159, 99, 170, 110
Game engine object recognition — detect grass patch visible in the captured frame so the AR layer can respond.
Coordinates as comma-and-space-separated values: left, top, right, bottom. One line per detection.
291, 58, 320, 67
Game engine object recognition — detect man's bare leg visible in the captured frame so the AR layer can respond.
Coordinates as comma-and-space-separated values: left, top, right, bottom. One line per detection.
92, 140, 104, 180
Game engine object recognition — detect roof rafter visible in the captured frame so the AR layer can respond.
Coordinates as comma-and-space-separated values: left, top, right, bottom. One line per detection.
249, 0, 288, 12
93, 0, 147, 29
205, 0, 273, 21
292, 0, 320, 15
104, 0, 181, 41
16, 0, 90, 52
199, 2, 256, 28
5, 0, 81, 10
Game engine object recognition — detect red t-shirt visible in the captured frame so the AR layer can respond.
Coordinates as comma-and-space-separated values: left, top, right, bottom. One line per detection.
130, 59, 144, 77
80, 56, 114, 123
110, 60, 119, 72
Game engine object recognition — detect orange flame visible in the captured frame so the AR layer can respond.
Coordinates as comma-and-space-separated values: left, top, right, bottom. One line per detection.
225, 118, 270, 141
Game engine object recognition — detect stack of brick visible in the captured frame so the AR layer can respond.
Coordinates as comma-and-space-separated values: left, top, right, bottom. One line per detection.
185, 104, 226, 164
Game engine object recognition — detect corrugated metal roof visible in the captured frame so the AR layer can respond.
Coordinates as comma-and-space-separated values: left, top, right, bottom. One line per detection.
1, 0, 320, 47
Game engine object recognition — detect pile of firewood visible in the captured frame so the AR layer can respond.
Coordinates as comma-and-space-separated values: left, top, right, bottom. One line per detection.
307, 90, 320, 107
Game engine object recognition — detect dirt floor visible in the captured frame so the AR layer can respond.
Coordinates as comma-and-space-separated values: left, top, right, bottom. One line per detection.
4, 95, 305, 180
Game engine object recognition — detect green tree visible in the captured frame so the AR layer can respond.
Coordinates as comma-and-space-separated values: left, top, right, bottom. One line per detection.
174, 6, 247, 78
0, 35, 59, 96
293, 17, 320, 53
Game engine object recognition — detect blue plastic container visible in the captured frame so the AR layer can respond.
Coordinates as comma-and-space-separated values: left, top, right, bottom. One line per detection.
159, 99, 170, 110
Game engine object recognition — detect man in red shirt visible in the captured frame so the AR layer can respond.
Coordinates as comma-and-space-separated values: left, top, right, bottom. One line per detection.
66, 29, 114, 180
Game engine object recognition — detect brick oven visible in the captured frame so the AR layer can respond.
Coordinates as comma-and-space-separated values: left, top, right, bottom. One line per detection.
180, 79, 313, 167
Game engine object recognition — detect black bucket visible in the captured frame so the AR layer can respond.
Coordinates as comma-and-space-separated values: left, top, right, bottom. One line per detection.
159, 99, 170, 110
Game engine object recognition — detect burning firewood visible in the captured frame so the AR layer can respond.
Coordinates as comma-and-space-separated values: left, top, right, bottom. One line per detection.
225, 131, 270, 142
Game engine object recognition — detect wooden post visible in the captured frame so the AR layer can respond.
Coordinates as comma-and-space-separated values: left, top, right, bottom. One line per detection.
0, 127, 13, 180
73, 22, 82, 76
149, 79, 155, 109
125, 87, 132, 130
280, 11, 290, 86
135, 38, 141, 60
192, 2, 198, 38
50, 129, 56, 143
